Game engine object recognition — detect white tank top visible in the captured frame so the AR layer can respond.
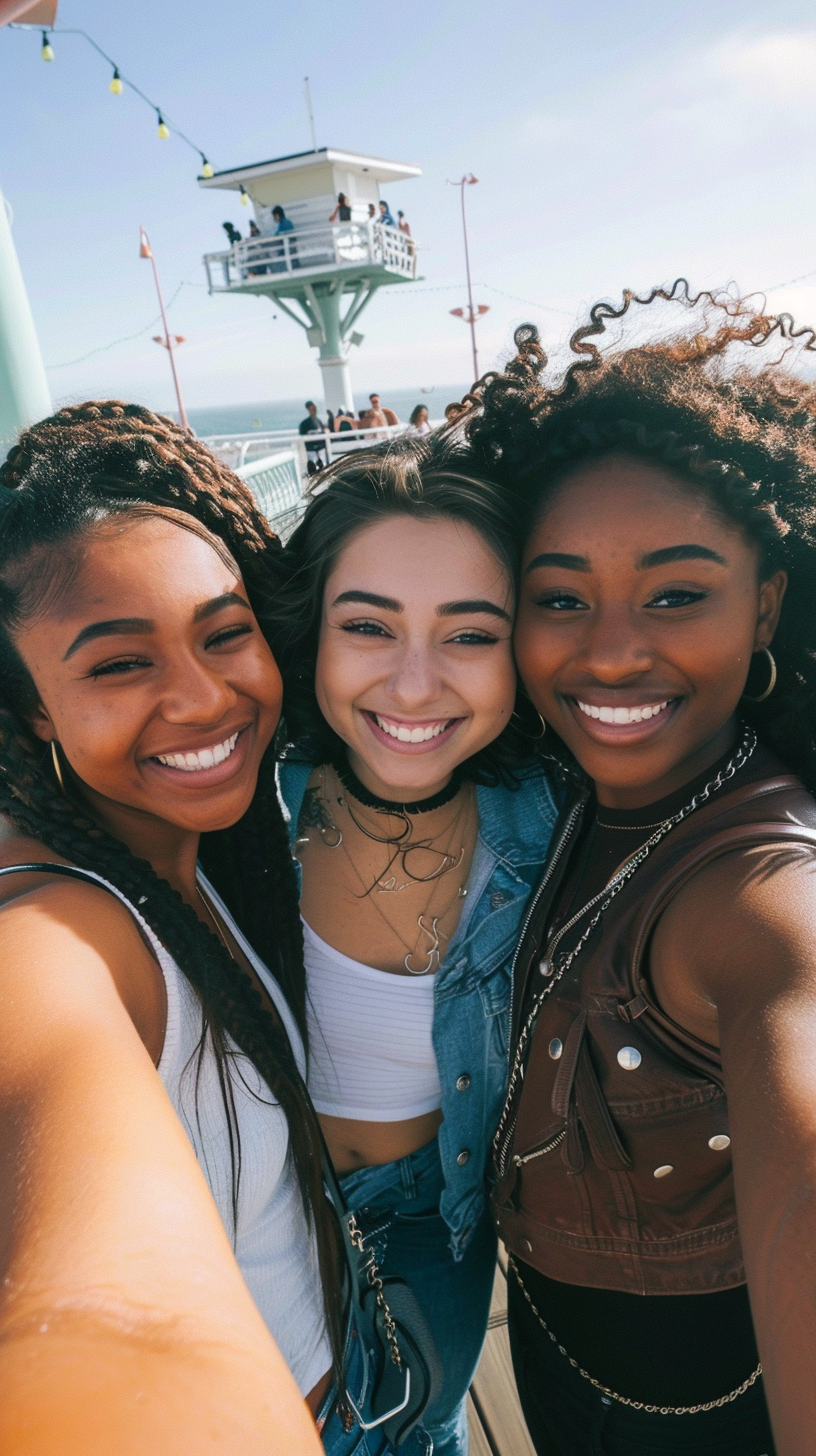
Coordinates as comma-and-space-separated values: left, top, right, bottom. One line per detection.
77, 867, 331, 1397
303, 919, 443, 1121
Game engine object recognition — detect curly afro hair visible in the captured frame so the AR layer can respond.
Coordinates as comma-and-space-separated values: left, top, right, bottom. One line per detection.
457, 280, 816, 791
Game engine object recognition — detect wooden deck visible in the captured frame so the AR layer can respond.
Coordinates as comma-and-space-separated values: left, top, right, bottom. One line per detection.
467, 1250, 536, 1456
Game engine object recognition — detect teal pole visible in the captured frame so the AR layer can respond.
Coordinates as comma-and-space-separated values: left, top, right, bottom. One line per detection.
0, 183, 51, 447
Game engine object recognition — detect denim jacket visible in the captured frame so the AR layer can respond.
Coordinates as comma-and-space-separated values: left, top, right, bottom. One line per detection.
278, 759, 560, 1259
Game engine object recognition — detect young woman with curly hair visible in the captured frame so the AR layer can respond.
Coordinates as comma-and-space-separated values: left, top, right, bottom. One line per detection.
272, 438, 561, 1456
458, 284, 816, 1456
0, 402, 387, 1456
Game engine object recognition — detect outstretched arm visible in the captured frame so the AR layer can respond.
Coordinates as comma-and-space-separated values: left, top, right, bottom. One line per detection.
0, 880, 323, 1456
655, 847, 816, 1456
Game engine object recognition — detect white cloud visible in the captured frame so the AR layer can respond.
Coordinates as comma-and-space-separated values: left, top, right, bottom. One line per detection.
649, 28, 816, 141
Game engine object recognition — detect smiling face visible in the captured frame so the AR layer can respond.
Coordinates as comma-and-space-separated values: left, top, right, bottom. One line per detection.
15, 513, 283, 843
315, 513, 516, 799
514, 455, 787, 808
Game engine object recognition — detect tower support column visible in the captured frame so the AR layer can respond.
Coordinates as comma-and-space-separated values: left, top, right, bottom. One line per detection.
308, 287, 353, 413
0, 185, 51, 446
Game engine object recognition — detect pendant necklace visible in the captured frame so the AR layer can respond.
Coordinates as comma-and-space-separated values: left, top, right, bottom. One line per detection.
302, 763, 476, 974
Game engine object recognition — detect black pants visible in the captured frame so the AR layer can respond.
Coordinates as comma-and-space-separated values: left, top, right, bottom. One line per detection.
508, 1277, 776, 1456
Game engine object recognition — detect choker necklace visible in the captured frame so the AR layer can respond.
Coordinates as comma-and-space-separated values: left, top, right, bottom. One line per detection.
334, 757, 463, 815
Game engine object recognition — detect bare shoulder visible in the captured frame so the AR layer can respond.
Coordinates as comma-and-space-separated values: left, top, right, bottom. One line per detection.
650, 839, 816, 1044
0, 815, 166, 1063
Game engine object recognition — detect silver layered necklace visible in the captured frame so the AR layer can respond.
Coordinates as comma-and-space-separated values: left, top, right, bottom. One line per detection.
494, 723, 757, 1178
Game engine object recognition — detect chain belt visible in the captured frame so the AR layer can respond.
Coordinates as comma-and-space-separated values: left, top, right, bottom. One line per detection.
508, 1255, 762, 1417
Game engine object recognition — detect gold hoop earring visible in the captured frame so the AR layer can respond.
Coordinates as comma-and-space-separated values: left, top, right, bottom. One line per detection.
742, 646, 777, 703
50, 740, 67, 795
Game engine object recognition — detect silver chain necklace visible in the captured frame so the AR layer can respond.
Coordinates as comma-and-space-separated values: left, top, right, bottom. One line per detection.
494, 724, 757, 1179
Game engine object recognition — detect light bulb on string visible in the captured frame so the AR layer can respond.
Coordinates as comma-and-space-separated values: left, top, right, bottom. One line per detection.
239, 186, 249, 206
109, 67, 122, 95
201, 157, 214, 179
41, 30, 54, 61
157, 112, 170, 140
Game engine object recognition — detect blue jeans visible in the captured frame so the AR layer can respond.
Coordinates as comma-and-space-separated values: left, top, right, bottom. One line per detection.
339, 1138, 497, 1456
319, 1314, 393, 1456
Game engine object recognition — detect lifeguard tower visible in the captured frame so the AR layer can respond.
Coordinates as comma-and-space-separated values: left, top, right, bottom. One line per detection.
200, 147, 420, 412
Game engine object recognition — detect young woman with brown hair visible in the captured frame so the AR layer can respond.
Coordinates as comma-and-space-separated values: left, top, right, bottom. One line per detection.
274, 439, 560, 1456
0, 403, 387, 1456
459, 285, 816, 1456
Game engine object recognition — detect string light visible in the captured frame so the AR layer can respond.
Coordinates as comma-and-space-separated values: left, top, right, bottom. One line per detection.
11, 24, 213, 179
239, 185, 250, 206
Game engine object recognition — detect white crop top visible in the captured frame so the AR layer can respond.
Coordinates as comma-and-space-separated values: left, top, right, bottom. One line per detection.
76, 868, 331, 1397
303, 919, 443, 1121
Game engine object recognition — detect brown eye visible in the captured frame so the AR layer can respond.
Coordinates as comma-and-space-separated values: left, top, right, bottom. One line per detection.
646, 589, 708, 609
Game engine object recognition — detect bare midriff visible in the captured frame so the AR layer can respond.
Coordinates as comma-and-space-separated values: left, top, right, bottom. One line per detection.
306, 1367, 334, 1417
320, 1108, 444, 1176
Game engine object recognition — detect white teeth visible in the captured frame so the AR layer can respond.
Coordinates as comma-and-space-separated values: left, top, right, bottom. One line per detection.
374, 714, 450, 743
156, 731, 239, 772
576, 700, 669, 726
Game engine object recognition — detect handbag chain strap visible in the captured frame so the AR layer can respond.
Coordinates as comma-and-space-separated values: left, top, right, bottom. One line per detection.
345, 1211, 404, 1370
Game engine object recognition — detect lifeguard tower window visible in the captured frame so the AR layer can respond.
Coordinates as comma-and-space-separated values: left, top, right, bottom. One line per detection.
200, 147, 421, 414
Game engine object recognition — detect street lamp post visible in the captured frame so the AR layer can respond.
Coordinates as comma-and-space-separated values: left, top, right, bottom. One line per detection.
139, 226, 189, 430
447, 173, 488, 381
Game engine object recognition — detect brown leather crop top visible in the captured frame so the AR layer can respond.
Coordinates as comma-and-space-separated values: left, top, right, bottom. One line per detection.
492, 741, 816, 1295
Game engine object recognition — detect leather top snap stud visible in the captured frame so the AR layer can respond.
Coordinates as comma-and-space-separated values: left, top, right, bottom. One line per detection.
708, 1134, 731, 1151
548, 1038, 563, 1060
617, 1046, 642, 1070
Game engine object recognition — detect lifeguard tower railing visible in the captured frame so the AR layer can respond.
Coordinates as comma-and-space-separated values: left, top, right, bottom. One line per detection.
204, 220, 416, 293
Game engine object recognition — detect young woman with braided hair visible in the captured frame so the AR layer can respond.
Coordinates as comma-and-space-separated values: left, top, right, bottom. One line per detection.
453, 284, 816, 1456
0, 401, 387, 1456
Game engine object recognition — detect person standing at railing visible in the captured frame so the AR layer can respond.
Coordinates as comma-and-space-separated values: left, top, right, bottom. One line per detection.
378, 200, 395, 227
398, 211, 416, 259
299, 401, 329, 476
368, 393, 400, 427
329, 194, 352, 223
222, 221, 242, 245
407, 404, 431, 437
271, 207, 297, 274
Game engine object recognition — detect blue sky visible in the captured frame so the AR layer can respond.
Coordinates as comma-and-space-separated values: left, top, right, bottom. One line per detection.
2, 0, 815, 412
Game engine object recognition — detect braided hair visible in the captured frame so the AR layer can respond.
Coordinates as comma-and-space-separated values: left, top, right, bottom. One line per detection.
0, 400, 344, 1373
460, 281, 816, 793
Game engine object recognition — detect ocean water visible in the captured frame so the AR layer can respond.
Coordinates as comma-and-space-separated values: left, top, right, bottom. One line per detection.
185, 385, 470, 437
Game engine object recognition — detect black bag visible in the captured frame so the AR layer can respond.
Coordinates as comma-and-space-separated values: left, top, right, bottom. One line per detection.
320, 1143, 443, 1448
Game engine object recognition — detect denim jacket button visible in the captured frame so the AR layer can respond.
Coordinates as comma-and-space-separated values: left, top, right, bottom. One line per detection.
456, 1149, 471, 1166
456, 1074, 472, 1091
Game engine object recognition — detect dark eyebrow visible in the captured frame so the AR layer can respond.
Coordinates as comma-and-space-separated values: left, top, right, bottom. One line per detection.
332, 590, 403, 611
437, 598, 511, 621
193, 590, 251, 621
639, 544, 727, 569
63, 618, 154, 660
526, 552, 590, 574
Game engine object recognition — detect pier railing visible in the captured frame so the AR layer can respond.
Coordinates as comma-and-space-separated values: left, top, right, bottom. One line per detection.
204, 420, 433, 472
203, 220, 417, 291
